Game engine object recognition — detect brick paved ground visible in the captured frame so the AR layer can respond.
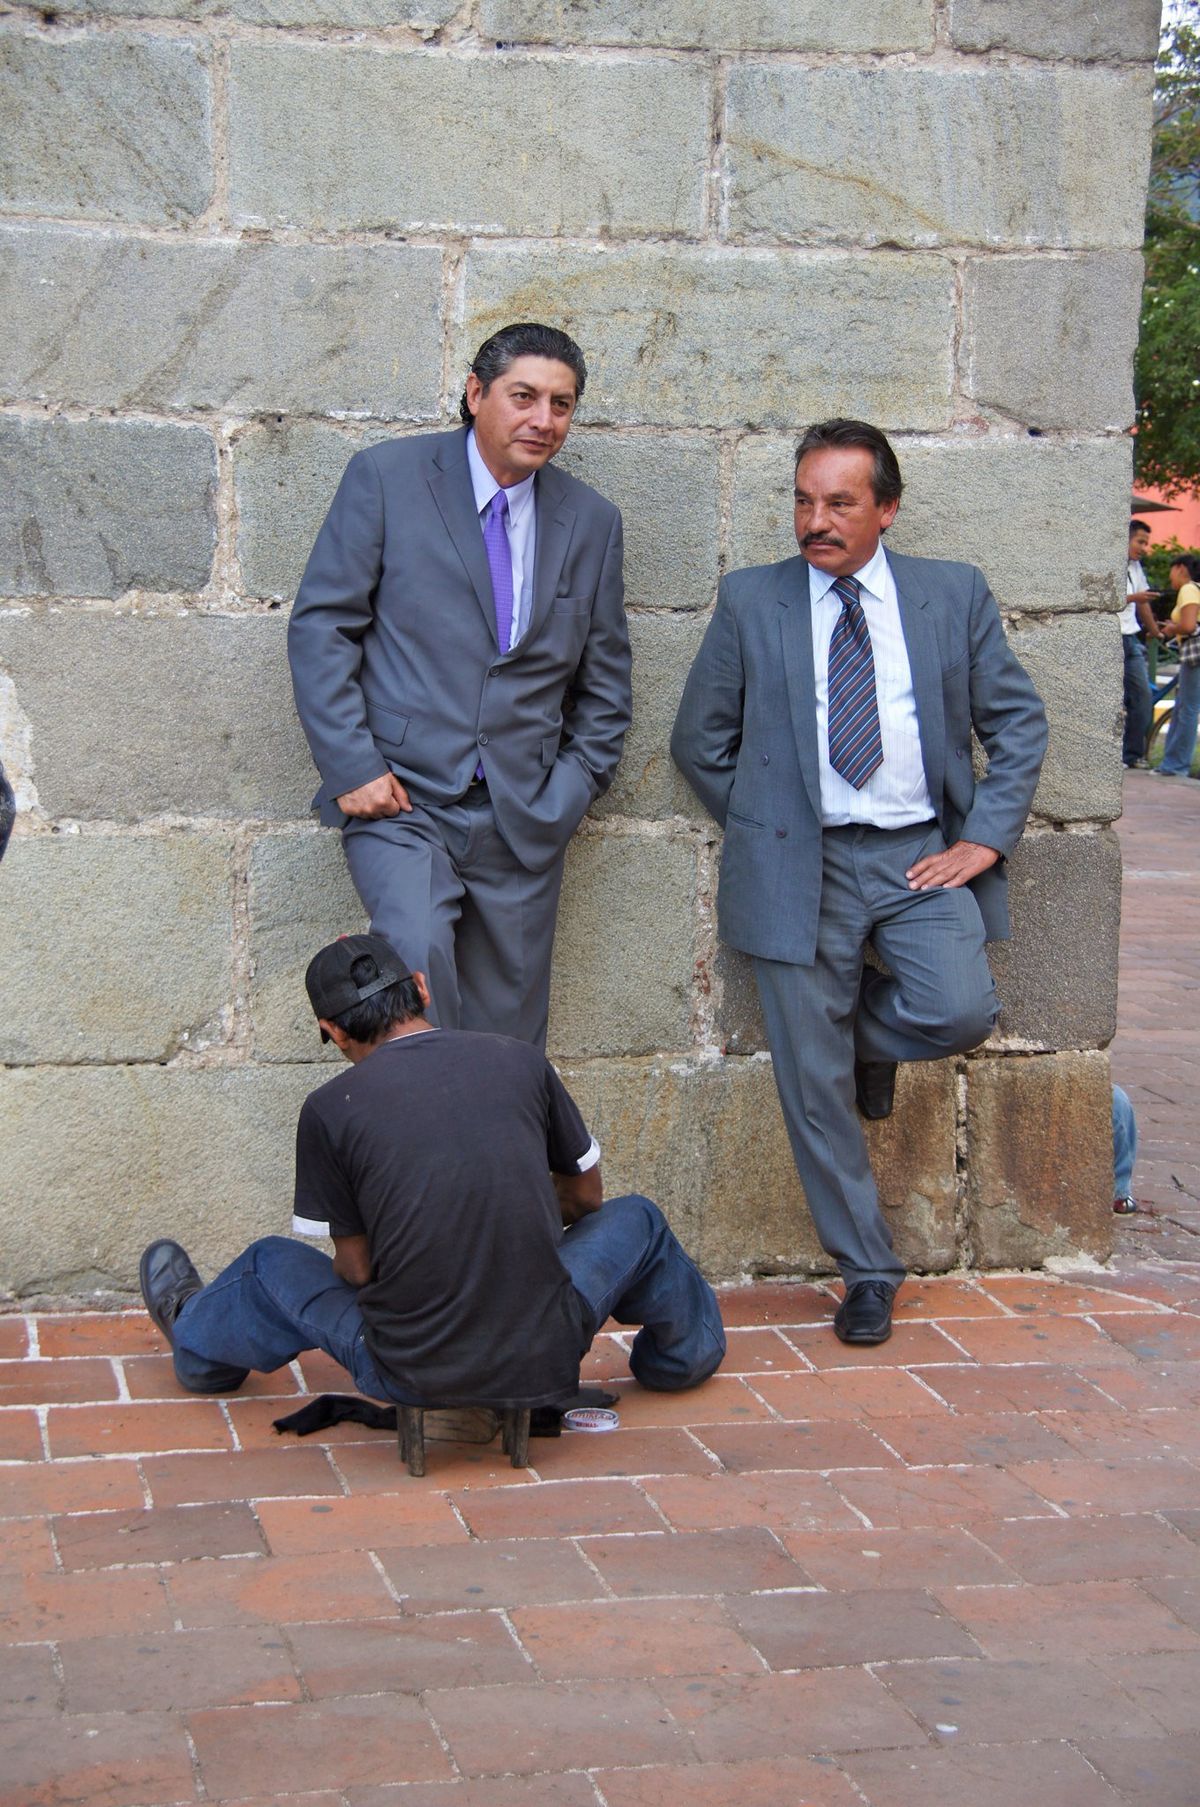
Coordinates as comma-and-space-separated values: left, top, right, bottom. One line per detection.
2, 775, 1199, 1807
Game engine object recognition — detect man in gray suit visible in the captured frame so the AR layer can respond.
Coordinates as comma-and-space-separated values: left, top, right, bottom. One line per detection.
289, 324, 631, 1048
672, 420, 1046, 1344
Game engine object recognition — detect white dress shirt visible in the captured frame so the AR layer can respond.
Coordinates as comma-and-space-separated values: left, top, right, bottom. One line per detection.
1122, 559, 1149, 635
808, 542, 936, 828
466, 429, 537, 650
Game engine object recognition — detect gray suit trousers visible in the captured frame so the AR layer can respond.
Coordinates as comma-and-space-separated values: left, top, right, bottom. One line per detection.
753, 820, 998, 1287
343, 792, 566, 1049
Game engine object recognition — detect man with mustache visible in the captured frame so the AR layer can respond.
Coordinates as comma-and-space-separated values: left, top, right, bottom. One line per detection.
289, 323, 631, 1049
672, 420, 1046, 1344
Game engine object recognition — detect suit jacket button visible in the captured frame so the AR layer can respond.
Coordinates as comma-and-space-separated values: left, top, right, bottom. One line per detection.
775, 827, 787, 838
489, 666, 500, 677
478, 733, 489, 746
761, 754, 769, 764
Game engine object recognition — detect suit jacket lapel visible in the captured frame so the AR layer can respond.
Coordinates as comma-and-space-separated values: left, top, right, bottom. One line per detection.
526, 462, 576, 644
890, 552, 945, 812
777, 557, 824, 824
427, 433, 498, 644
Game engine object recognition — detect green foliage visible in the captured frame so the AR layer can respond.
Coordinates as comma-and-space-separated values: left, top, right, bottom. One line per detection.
1134, 5, 1200, 495
1144, 537, 1200, 591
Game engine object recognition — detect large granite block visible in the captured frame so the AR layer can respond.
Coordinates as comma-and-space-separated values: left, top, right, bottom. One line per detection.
726, 63, 1152, 250
0, 226, 441, 418
234, 421, 391, 601
481, 0, 933, 50
0, 613, 313, 821
990, 831, 1120, 1051
730, 435, 1131, 619
596, 610, 708, 823
949, 0, 1161, 62
0, 1065, 317, 1299
0, 833, 234, 1064
464, 246, 954, 431
0, 416, 216, 599
965, 1051, 1114, 1265
0, 29, 210, 225
1009, 616, 1124, 825
229, 44, 708, 236
249, 830, 366, 1062
967, 252, 1144, 432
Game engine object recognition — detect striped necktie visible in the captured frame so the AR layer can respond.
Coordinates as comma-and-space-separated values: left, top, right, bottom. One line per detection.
827, 575, 883, 789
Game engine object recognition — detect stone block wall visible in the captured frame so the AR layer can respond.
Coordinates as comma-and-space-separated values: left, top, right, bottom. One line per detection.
0, 0, 1159, 1298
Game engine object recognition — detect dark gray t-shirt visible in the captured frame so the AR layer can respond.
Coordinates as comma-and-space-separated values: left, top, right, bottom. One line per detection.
294, 1029, 592, 1408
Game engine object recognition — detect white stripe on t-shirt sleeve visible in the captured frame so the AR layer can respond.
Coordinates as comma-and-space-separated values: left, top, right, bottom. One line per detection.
292, 1215, 331, 1238
575, 1137, 601, 1173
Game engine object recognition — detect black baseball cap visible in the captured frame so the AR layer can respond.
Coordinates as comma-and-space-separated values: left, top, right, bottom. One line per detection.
305, 935, 411, 1040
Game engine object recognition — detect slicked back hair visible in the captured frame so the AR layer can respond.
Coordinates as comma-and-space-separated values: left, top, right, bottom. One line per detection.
794, 418, 903, 507
459, 323, 587, 425
1130, 519, 1151, 537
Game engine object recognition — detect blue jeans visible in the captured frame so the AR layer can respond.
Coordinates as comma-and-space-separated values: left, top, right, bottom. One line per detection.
1122, 635, 1153, 765
170, 1195, 726, 1399
1159, 660, 1200, 775
1112, 1084, 1137, 1199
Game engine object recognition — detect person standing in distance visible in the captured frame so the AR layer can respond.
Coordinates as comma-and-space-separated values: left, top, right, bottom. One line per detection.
288, 324, 631, 1049
672, 420, 1047, 1345
1123, 518, 1160, 769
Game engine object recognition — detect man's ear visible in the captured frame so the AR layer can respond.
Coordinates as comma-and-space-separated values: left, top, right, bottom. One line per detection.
320, 1018, 352, 1053
412, 971, 433, 1012
464, 372, 483, 420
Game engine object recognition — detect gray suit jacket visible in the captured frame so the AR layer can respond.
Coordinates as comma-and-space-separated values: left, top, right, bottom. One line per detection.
671, 550, 1048, 966
288, 429, 631, 873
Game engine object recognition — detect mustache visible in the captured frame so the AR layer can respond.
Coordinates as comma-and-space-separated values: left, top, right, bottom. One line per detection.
801, 532, 845, 548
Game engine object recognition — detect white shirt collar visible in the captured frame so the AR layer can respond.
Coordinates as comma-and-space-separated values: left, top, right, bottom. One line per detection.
465, 429, 536, 525
807, 538, 890, 606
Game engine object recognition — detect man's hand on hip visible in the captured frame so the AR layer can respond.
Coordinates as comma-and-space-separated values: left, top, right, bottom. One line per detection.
337, 773, 412, 818
906, 839, 999, 891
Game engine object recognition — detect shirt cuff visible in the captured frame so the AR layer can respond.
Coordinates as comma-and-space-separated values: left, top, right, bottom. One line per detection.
292, 1215, 331, 1238
575, 1136, 601, 1173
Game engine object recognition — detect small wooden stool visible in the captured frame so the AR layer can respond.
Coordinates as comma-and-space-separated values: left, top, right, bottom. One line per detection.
398, 1404, 531, 1477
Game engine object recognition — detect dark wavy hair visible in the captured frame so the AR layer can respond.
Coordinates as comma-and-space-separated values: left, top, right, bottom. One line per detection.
328, 961, 425, 1044
794, 418, 903, 506
459, 323, 587, 424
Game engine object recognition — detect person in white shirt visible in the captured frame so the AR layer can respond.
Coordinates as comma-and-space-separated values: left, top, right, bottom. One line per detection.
1123, 519, 1160, 768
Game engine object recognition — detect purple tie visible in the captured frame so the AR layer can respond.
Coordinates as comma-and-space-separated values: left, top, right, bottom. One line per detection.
827, 575, 884, 789
483, 490, 514, 651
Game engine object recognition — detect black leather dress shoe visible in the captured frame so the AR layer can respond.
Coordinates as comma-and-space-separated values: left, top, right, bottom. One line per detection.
139, 1240, 204, 1347
834, 1280, 897, 1345
854, 1058, 897, 1120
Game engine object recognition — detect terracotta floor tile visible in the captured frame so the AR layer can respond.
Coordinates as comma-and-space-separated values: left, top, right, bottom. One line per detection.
0, 1566, 172, 1641
228, 1393, 389, 1448
1032, 1404, 1200, 1461
376, 1538, 605, 1611
141, 1444, 342, 1506
832, 1463, 1061, 1529
1092, 1650, 1200, 1733
189, 1694, 452, 1795
580, 1334, 637, 1384
167, 1550, 398, 1629
578, 1526, 813, 1596
0, 1708, 194, 1807
348, 1778, 598, 1807
294, 1348, 357, 1391
0, 1516, 56, 1575
693, 1419, 899, 1473
451, 1478, 667, 1540
844, 1739, 1130, 1807
713, 1283, 834, 1328
0, 1455, 144, 1519
426, 1678, 694, 1775
1079, 1732, 1200, 1806
1078, 1361, 1200, 1410
717, 1327, 814, 1374
729, 1585, 980, 1669
602, 1375, 774, 1426
59, 1625, 301, 1712
1163, 1507, 1200, 1544
785, 1322, 972, 1369
35, 1312, 162, 1358
121, 1353, 301, 1401
911, 1362, 1117, 1415
934, 1578, 1200, 1660
224, 1797, 344, 1807
53, 1500, 266, 1569
876, 1409, 1081, 1467
874, 1654, 1164, 1742
642, 1470, 864, 1534
287, 1612, 532, 1696
1142, 1573, 1200, 1631
780, 1525, 1018, 1591
0, 1356, 118, 1406
974, 1511, 1200, 1583
1096, 1312, 1200, 1362
1010, 1456, 1200, 1516
255, 1489, 467, 1555
890, 1278, 1007, 1319
332, 1437, 535, 1492
976, 1276, 1162, 1315
0, 1410, 44, 1460
0, 1319, 30, 1360
942, 1317, 1140, 1368
0, 1640, 59, 1715
747, 1368, 949, 1421
522, 1427, 717, 1481
591, 1755, 862, 1806
654, 1669, 926, 1762
511, 1596, 762, 1680
45, 1399, 232, 1458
